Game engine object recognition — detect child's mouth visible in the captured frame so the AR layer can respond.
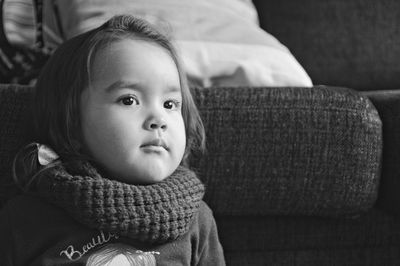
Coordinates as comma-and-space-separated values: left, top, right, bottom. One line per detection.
140, 139, 168, 151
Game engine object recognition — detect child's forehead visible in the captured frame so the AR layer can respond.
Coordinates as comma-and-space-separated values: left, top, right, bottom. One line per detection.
95, 38, 170, 59
91, 39, 177, 72
88, 39, 182, 94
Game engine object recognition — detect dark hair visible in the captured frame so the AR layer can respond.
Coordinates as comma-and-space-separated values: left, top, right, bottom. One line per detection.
14, 15, 205, 189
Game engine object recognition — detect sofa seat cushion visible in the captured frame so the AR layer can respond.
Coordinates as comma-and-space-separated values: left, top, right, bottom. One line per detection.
224, 246, 400, 266
216, 208, 400, 253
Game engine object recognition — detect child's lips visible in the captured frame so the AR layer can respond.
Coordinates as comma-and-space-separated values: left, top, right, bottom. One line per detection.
140, 139, 168, 151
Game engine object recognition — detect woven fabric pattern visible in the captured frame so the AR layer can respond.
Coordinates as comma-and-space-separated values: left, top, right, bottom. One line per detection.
35, 162, 204, 244
224, 247, 400, 266
252, 0, 400, 91
363, 90, 400, 216
192, 86, 382, 217
0, 84, 33, 206
216, 208, 400, 252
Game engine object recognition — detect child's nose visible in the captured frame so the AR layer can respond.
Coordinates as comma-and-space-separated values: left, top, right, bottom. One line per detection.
144, 116, 167, 131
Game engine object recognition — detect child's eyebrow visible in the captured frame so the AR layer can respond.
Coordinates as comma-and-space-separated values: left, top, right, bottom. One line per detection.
104, 80, 181, 94
104, 81, 138, 93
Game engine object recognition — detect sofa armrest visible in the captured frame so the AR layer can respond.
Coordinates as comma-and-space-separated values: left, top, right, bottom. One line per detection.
192, 86, 382, 217
363, 90, 400, 216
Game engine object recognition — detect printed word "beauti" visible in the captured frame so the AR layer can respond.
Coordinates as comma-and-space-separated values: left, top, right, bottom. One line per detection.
60, 230, 119, 261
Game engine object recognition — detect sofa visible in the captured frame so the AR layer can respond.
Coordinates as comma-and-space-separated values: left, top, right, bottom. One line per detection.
1, 1, 400, 266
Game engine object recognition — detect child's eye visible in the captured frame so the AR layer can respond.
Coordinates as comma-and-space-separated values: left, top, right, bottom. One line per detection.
164, 100, 181, 110
119, 96, 139, 106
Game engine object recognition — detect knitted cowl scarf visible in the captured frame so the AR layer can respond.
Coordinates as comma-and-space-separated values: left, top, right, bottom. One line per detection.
31, 160, 205, 244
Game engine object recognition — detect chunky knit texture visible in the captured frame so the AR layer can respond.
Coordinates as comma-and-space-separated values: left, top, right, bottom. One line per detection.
33, 161, 204, 244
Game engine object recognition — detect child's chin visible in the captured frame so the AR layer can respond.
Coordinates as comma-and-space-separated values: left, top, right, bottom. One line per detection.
135, 176, 166, 185
107, 160, 176, 185
126, 168, 170, 185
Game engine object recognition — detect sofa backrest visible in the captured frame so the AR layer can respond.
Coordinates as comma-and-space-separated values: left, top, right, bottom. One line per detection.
253, 0, 400, 91
0, 84, 382, 217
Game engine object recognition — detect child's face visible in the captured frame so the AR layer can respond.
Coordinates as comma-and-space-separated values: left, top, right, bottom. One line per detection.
80, 39, 186, 184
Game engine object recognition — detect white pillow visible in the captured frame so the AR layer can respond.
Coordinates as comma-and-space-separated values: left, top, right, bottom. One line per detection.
43, 0, 313, 87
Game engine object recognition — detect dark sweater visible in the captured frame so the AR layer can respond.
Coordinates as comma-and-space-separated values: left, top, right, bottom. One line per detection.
0, 195, 225, 265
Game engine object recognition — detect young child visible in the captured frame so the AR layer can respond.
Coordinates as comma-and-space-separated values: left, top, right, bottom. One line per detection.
0, 15, 225, 266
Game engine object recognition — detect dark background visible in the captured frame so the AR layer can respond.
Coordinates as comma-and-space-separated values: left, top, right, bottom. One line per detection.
252, 0, 400, 91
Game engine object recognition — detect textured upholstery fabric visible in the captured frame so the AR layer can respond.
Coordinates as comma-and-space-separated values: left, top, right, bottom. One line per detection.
363, 90, 400, 216
224, 247, 400, 266
219, 207, 400, 265
252, 0, 400, 90
0, 84, 33, 205
192, 86, 382, 217
217, 208, 400, 252
0, 85, 382, 218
